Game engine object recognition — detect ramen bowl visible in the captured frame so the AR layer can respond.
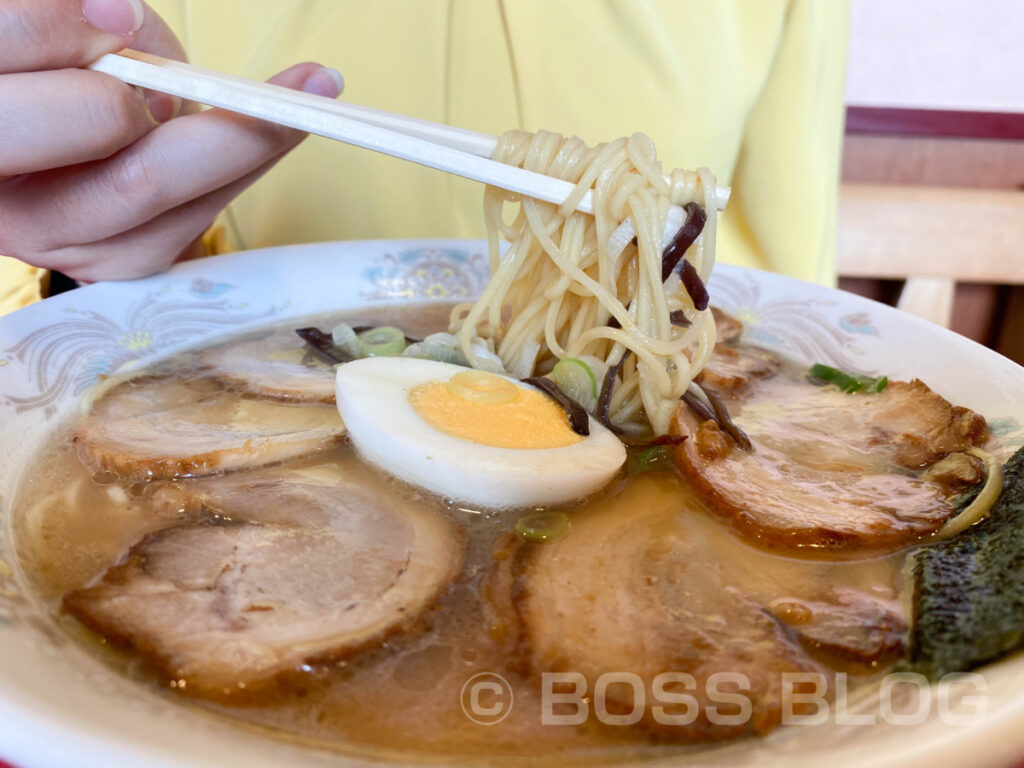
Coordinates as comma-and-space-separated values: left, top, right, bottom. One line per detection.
1, 240, 1024, 768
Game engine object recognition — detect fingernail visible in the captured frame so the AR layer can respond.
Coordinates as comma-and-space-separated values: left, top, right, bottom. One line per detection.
145, 92, 182, 123
82, 0, 144, 36
301, 67, 345, 99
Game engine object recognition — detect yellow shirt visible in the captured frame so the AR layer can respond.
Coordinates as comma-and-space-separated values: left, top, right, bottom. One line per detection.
0, 0, 848, 315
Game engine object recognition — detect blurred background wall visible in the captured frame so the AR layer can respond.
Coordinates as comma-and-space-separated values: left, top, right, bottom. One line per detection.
838, 0, 1024, 361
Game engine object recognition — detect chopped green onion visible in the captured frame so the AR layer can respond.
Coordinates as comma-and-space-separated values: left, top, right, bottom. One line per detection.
576, 354, 608, 387
510, 339, 541, 379
357, 326, 406, 357
515, 511, 569, 542
809, 363, 889, 394
551, 357, 598, 411
330, 323, 363, 358
404, 333, 465, 365
627, 445, 673, 474
404, 341, 463, 365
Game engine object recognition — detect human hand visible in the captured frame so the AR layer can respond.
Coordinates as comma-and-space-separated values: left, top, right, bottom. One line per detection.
0, 0, 344, 282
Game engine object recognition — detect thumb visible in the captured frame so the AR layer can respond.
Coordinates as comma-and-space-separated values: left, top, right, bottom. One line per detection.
0, 0, 143, 74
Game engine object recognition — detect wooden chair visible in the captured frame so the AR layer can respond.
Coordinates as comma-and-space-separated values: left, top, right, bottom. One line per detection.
836, 183, 1024, 328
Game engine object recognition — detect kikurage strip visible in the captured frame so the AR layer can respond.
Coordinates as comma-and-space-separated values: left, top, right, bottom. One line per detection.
704, 389, 753, 452
295, 327, 353, 365
620, 434, 687, 449
669, 310, 692, 328
523, 377, 590, 436
660, 202, 707, 281
608, 202, 706, 331
680, 260, 710, 312
596, 351, 633, 435
681, 390, 716, 423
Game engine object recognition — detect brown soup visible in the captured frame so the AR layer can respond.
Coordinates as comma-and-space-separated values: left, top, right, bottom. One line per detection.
11, 304, 951, 762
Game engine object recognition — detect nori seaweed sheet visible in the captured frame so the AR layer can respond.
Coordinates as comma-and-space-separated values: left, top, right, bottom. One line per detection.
910, 445, 1024, 679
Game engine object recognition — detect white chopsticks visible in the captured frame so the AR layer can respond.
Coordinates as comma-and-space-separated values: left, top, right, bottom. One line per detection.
90, 50, 730, 214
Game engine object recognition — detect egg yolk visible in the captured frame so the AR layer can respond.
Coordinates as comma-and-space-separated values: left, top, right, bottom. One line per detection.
408, 372, 583, 449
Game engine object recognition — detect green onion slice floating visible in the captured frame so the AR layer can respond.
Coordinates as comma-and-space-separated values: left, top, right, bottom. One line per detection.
627, 445, 673, 474
357, 326, 407, 357
515, 511, 570, 542
809, 363, 888, 394
551, 358, 598, 410
330, 323, 363, 358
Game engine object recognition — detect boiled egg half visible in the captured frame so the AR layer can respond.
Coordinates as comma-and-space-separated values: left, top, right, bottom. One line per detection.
335, 358, 626, 508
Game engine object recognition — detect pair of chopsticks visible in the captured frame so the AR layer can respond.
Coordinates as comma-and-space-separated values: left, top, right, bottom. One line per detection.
90, 50, 730, 215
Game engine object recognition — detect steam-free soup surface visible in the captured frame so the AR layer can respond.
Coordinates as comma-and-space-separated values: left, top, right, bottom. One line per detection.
14, 304, 913, 761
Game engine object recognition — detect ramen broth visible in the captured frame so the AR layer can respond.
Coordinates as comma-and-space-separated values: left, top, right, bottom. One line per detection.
12, 304, 911, 761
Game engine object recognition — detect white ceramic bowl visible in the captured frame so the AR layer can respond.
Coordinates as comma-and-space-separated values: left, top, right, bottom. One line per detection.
2, 240, 1024, 768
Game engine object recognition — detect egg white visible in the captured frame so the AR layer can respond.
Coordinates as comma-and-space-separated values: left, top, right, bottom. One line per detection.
335, 357, 626, 509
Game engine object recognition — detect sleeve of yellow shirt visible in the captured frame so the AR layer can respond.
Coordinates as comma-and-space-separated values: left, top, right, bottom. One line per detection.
0, 257, 47, 316
718, 0, 849, 286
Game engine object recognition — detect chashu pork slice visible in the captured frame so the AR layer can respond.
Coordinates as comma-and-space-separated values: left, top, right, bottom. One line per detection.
75, 375, 345, 480
767, 588, 906, 669
671, 378, 988, 553
697, 308, 780, 397
200, 329, 336, 403
502, 474, 831, 741
697, 343, 780, 396
64, 465, 464, 695
710, 306, 744, 344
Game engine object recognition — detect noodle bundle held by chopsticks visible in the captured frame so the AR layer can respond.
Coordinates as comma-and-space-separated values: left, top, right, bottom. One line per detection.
450, 129, 719, 436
